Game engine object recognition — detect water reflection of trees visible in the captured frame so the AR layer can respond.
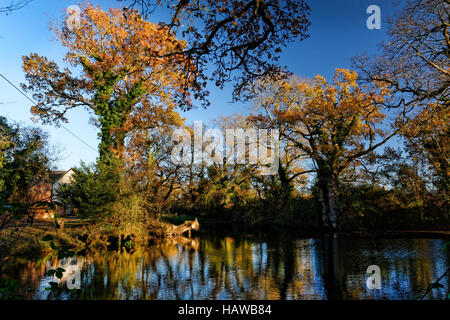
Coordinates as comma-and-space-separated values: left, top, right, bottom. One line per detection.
7, 236, 450, 300
319, 238, 450, 300
73, 235, 327, 300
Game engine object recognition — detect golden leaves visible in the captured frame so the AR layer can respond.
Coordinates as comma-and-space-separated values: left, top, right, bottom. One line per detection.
54, 2, 191, 97
251, 68, 390, 174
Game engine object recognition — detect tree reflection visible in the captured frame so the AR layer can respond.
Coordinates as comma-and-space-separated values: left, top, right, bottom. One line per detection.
5, 236, 449, 300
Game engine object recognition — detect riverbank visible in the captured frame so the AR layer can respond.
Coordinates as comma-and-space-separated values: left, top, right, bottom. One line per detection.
183, 215, 450, 238
2, 215, 449, 264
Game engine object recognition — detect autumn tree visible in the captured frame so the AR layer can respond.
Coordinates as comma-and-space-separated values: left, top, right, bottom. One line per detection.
248, 91, 311, 203
354, 0, 449, 215
119, 0, 311, 101
249, 69, 396, 230
401, 104, 449, 212
22, 2, 197, 163
199, 115, 259, 212
354, 0, 449, 108
126, 123, 186, 215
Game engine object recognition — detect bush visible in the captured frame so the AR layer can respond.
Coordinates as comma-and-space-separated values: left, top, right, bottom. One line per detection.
0, 279, 19, 300
59, 160, 120, 219
337, 184, 449, 230
102, 193, 153, 242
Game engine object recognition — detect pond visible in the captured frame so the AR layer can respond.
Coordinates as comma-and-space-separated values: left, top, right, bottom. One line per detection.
3, 233, 450, 300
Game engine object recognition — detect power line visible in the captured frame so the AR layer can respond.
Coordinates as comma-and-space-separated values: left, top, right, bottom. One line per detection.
0, 72, 98, 153
0, 74, 119, 220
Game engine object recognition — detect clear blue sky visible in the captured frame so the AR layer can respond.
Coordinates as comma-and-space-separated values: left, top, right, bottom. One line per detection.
0, 0, 400, 169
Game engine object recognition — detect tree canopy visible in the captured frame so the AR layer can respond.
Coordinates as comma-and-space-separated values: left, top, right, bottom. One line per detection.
22, 3, 194, 160
120, 0, 311, 101
249, 69, 395, 229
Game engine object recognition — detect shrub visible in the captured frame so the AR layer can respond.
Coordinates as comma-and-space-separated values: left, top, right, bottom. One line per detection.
59, 160, 120, 219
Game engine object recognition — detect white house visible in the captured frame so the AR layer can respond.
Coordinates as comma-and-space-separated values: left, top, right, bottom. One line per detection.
50, 169, 75, 216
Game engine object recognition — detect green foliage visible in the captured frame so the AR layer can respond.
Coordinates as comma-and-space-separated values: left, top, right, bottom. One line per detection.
0, 116, 53, 204
337, 183, 448, 230
59, 160, 121, 219
41, 234, 76, 260
162, 214, 198, 226
0, 278, 19, 300
47, 267, 65, 280
103, 193, 152, 241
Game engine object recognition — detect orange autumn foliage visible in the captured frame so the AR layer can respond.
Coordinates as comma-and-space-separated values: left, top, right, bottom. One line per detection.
249, 69, 395, 229
22, 2, 196, 160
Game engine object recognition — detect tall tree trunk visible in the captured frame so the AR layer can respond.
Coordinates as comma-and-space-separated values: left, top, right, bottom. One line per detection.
328, 180, 338, 230
278, 161, 293, 203
318, 175, 338, 231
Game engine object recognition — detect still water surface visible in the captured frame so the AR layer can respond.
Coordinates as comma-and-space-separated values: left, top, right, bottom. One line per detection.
6, 234, 450, 300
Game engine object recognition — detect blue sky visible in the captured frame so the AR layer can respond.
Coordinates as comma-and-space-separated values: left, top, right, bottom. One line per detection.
0, 0, 400, 169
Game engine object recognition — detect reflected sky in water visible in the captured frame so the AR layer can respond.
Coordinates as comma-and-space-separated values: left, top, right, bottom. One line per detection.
4, 235, 449, 300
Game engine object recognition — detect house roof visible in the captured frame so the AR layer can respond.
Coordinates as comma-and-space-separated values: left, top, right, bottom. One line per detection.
50, 169, 73, 183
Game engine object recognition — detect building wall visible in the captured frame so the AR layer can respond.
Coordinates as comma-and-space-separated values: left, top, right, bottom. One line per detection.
28, 182, 53, 220
52, 170, 75, 216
